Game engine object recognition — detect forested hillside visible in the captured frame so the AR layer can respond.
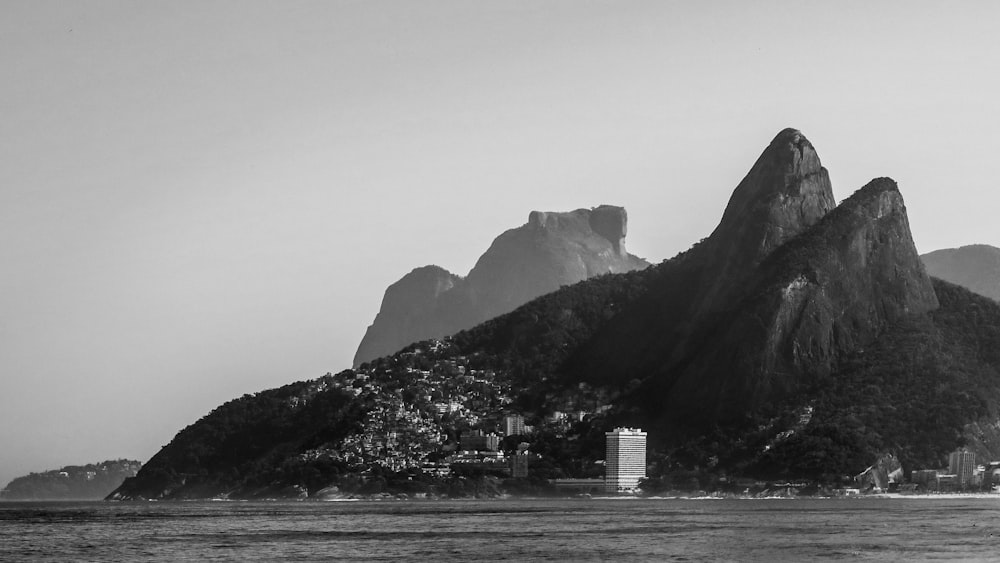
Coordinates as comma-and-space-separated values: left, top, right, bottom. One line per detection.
111, 129, 1000, 499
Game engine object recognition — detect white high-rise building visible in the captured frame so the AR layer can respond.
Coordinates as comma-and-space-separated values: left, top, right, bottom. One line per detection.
949, 449, 976, 488
504, 414, 526, 436
605, 427, 647, 493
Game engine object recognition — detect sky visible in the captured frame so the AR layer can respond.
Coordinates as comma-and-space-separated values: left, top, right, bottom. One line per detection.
2, 0, 999, 487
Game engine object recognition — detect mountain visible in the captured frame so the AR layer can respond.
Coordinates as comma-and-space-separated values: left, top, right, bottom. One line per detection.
609, 177, 937, 426
564, 128, 840, 401
110, 128, 1000, 500
562, 131, 936, 428
921, 245, 1000, 302
353, 205, 649, 367
1, 460, 141, 500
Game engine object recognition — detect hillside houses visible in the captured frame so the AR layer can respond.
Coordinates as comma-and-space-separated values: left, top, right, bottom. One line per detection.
294, 340, 610, 480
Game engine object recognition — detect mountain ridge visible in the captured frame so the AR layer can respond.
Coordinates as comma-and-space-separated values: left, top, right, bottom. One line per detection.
110, 128, 1000, 500
639, 177, 938, 424
564, 129, 846, 407
354, 204, 649, 367
921, 244, 1000, 302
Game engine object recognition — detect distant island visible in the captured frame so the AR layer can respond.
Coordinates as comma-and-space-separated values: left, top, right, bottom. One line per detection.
1, 460, 141, 501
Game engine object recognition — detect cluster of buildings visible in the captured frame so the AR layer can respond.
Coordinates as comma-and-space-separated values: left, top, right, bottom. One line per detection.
551, 427, 648, 494
314, 351, 512, 469
909, 449, 1000, 492
311, 344, 653, 493
290, 342, 1000, 498
336, 397, 444, 470
447, 424, 649, 494
444, 430, 530, 479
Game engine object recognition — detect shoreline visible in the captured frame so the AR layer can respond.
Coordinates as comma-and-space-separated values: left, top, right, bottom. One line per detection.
6, 491, 1000, 503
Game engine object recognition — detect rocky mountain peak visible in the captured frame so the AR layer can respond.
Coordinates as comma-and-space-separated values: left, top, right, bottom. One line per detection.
526, 205, 628, 256
663, 176, 939, 420
588, 205, 628, 256
352, 266, 463, 369
353, 205, 649, 367
709, 128, 836, 268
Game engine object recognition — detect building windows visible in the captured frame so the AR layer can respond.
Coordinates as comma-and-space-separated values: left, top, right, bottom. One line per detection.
605, 427, 646, 493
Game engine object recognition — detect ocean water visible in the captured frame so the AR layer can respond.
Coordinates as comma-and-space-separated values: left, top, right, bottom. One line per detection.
2, 497, 999, 561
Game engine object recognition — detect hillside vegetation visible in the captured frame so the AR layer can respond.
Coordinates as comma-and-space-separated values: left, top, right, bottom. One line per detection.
111, 129, 1000, 499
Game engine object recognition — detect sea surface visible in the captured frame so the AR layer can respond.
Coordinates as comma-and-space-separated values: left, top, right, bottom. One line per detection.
2, 496, 999, 561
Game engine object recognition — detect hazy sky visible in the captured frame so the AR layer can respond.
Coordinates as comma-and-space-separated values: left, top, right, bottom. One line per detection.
2, 1, 999, 487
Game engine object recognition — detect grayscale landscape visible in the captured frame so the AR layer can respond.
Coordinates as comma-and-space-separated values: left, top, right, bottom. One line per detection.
3, 2, 1000, 561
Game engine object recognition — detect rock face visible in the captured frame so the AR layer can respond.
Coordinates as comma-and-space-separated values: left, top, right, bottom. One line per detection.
353, 205, 648, 367
686, 128, 839, 362
705, 127, 836, 283
922, 245, 1000, 302
587, 205, 628, 255
353, 266, 463, 368
572, 130, 938, 423
571, 129, 838, 388
661, 178, 938, 420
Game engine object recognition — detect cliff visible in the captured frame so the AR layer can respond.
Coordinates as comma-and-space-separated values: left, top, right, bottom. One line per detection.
352, 266, 464, 368
702, 127, 836, 299
563, 131, 937, 422
353, 205, 649, 366
654, 177, 938, 422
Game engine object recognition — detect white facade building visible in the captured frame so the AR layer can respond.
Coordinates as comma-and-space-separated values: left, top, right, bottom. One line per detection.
949, 449, 976, 488
504, 414, 526, 436
605, 427, 647, 493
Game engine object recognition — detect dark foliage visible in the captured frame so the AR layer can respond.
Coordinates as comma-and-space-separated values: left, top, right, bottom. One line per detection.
114, 249, 1000, 497
743, 279, 1000, 481
114, 379, 367, 499
450, 266, 661, 391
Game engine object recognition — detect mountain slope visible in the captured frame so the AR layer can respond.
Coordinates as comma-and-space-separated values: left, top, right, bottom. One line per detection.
644, 178, 938, 423
922, 244, 1000, 302
564, 130, 834, 385
353, 205, 649, 367
111, 128, 1000, 499
749, 278, 1000, 480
